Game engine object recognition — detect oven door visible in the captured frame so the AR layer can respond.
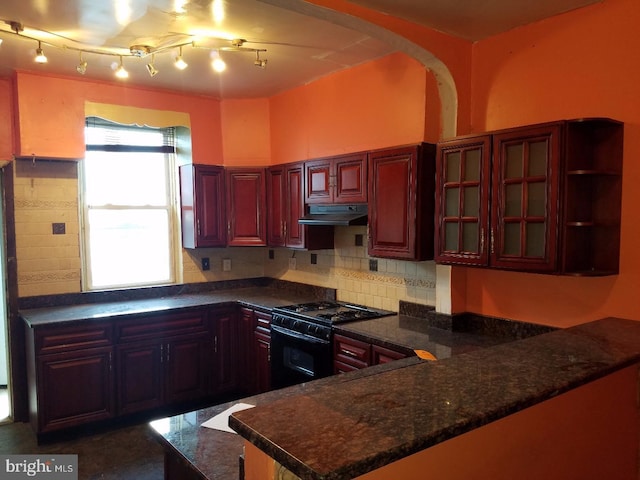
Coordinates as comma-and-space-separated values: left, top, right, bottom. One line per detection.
270, 324, 333, 389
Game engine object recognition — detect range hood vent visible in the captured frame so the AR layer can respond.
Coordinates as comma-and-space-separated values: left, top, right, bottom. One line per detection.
298, 204, 367, 226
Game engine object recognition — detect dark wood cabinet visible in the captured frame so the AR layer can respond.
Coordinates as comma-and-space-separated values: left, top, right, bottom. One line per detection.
26, 322, 115, 435
368, 143, 436, 260
179, 164, 226, 248
238, 307, 272, 395
210, 307, 238, 395
435, 119, 623, 275
115, 309, 211, 415
333, 333, 408, 373
305, 152, 368, 204
267, 163, 334, 250
226, 168, 267, 246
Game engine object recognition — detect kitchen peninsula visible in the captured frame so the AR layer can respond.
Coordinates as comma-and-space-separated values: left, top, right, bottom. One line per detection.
153, 316, 640, 480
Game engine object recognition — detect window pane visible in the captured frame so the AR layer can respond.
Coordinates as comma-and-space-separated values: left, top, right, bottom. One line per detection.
528, 141, 548, 176
505, 144, 523, 179
445, 222, 459, 251
445, 152, 461, 183
525, 222, 546, 257
505, 184, 522, 217
503, 223, 521, 255
463, 186, 479, 217
464, 149, 481, 181
88, 209, 172, 288
445, 187, 460, 217
527, 181, 546, 216
462, 222, 479, 253
84, 152, 168, 206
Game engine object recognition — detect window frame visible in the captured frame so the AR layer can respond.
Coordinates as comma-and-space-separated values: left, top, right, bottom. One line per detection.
79, 120, 181, 291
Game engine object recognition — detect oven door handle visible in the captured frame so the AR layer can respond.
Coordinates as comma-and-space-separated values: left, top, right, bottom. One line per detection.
271, 325, 329, 345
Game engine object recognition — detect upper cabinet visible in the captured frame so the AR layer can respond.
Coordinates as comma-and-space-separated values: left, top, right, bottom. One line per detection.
305, 152, 368, 204
435, 119, 623, 276
179, 164, 227, 249
226, 168, 267, 246
266, 163, 333, 250
368, 143, 436, 260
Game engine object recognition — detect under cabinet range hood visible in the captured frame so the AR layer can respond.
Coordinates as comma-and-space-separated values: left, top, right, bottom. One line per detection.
298, 204, 368, 226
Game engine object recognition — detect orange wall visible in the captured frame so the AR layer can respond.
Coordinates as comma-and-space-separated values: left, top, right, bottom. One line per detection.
269, 53, 433, 163
220, 98, 271, 166
457, 0, 640, 326
12, 71, 224, 164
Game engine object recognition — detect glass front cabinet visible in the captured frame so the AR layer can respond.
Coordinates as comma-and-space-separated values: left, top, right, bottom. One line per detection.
435, 119, 623, 276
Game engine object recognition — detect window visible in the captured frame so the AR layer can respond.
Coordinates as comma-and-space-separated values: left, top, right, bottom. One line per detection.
80, 118, 178, 290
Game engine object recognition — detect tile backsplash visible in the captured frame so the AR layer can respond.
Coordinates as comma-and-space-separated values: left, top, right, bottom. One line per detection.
14, 159, 437, 311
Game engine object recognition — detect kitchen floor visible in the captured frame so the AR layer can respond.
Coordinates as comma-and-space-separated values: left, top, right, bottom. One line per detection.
0, 419, 164, 479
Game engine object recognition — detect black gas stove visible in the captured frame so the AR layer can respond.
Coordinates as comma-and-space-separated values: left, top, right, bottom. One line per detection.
270, 301, 395, 389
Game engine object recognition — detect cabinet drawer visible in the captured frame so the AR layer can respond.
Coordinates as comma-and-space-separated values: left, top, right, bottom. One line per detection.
255, 311, 272, 335
334, 334, 370, 369
115, 309, 208, 343
372, 344, 408, 364
34, 322, 113, 355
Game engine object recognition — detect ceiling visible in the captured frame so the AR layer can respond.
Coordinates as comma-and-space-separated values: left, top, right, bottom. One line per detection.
0, 0, 600, 99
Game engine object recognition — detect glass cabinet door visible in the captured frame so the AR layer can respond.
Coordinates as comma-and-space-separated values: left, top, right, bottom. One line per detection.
491, 124, 561, 271
435, 136, 491, 265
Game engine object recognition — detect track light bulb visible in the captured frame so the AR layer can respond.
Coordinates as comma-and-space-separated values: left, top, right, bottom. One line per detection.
210, 50, 226, 72
115, 56, 128, 79
76, 52, 87, 74
174, 47, 188, 70
34, 41, 47, 64
146, 55, 158, 77
254, 51, 267, 69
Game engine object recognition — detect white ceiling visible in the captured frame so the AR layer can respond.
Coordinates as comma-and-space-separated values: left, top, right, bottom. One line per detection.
0, 0, 600, 99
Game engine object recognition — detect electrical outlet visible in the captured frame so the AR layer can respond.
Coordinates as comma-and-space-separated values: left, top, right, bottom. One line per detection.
369, 259, 378, 272
289, 257, 297, 270
310, 253, 317, 265
268, 249, 275, 259
201, 257, 210, 271
222, 259, 231, 271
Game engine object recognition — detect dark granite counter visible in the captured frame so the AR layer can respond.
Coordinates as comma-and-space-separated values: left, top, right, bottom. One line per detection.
335, 314, 511, 359
227, 317, 640, 479
20, 287, 324, 327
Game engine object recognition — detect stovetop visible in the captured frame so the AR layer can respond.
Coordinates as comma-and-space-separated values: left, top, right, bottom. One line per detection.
273, 301, 394, 325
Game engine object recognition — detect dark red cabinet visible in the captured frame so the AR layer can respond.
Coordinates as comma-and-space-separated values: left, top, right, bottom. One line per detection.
267, 163, 334, 250
179, 164, 226, 248
435, 119, 623, 275
210, 307, 239, 395
368, 143, 436, 260
226, 168, 267, 246
305, 152, 368, 204
333, 333, 408, 373
238, 307, 271, 395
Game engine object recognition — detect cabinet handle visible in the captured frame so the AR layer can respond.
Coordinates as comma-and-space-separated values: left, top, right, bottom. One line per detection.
480, 227, 485, 254
196, 219, 201, 236
283, 221, 287, 239
166, 344, 170, 363
342, 348, 359, 358
160, 344, 164, 363
214, 335, 218, 354
227, 222, 231, 238
109, 352, 112, 372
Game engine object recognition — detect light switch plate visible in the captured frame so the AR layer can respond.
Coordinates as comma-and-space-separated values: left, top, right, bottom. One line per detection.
222, 259, 231, 271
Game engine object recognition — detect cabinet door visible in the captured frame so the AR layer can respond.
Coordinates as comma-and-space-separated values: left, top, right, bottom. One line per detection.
254, 330, 271, 394
211, 309, 239, 395
334, 152, 368, 204
116, 341, 164, 415
285, 163, 307, 248
164, 333, 210, 405
226, 168, 267, 246
435, 136, 491, 266
491, 124, 560, 272
368, 144, 435, 260
180, 165, 226, 248
37, 347, 114, 433
266, 166, 286, 247
305, 159, 333, 204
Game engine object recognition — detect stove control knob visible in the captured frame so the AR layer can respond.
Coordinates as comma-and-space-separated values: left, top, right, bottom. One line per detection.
293, 320, 300, 329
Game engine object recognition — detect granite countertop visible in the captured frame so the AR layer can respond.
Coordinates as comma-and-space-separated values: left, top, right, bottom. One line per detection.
335, 314, 512, 360
19, 287, 321, 327
228, 317, 640, 480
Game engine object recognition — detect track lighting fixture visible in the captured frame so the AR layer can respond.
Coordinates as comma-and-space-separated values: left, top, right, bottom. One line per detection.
34, 41, 47, 63
174, 46, 188, 70
211, 50, 226, 73
254, 51, 267, 69
115, 56, 128, 79
146, 54, 158, 77
76, 52, 87, 74
0, 18, 269, 79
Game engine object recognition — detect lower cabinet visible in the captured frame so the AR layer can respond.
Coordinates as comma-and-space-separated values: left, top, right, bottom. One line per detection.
333, 333, 409, 373
210, 307, 239, 395
238, 307, 272, 395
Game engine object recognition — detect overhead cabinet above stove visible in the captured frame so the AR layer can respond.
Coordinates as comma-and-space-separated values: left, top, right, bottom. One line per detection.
434, 118, 624, 275
304, 151, 368, 204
